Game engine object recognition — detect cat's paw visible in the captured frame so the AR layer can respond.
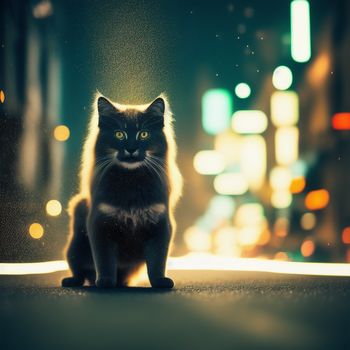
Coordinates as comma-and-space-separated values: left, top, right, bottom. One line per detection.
95, 277, 116, 288
151, 277, 175, 289
61, 276, 84, 287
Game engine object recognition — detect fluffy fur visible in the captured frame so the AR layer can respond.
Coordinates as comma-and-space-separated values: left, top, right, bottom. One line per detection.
62, 93, 182, 288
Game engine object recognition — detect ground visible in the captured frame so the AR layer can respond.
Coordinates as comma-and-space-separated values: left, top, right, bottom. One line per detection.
1, 270, 350, 350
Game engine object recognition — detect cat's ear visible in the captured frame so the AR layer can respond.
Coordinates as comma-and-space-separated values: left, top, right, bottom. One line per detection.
145, 97, 165, 128
97, 96, 121, 128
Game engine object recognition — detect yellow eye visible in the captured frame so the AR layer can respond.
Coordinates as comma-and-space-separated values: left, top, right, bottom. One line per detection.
139, 131, 149, 140
115, 131, 125, 140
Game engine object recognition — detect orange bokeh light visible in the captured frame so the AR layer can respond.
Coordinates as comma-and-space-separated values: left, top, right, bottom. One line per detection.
0, 90, 5, 103
342, 227, 350, 244
53, 125, 70, 142
301, 240, 315, 257
332, 113, 350, 130
305, 189, 330, 210
290, 177, 306, 194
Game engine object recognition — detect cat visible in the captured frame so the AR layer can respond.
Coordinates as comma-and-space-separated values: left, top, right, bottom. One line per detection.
61, 94, 182, 288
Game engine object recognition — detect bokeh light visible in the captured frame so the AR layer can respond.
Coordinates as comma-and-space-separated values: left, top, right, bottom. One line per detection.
301, 239, 315, 257
53, 125, 70, 142
291, 0, 311, 62
271, 91, 299, 127
29, 223, 44, 239
193, 150, 225, 175
272, 66, 293, 90
332, 113, 350, 130
0, 90, 5, 103
46, 200, 62, 216
214, 173, 248, 195
275, 127, 299, 165
342, 227, 350, 244
271, 191, 292, 209
234, 83, 251, 99
305, 189, 330, 210
290, 176, 306, 194
232, 110, 268, 134
202, 89, 233, 135
300, 212, 316, 230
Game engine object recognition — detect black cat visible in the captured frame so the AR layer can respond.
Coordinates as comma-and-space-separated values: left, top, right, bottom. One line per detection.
62, 95, 182, 288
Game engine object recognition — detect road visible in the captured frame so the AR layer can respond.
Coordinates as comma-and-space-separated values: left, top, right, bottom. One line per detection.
1, 270, 350, 350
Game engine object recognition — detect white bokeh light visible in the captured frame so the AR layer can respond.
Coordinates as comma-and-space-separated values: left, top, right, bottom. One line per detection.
234, 83, 251, 98
272, 66, 293, 90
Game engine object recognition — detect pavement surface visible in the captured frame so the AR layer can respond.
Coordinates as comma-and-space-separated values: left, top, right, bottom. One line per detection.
1, 270, 350, 350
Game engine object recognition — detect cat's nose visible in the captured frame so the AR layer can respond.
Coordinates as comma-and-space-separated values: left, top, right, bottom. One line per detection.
125, 148, 139, 157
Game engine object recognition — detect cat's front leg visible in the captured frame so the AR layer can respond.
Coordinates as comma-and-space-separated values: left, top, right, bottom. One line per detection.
88, 217, 117, 288
144, 217, 174, 289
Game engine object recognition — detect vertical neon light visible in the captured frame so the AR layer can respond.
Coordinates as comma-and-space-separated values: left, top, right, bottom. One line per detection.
202, 89, 233, 135
291, 0, 311, 63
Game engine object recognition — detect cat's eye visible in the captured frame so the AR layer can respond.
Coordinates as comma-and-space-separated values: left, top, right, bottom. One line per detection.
138, 131, 150, 140
115, 131, 126, 140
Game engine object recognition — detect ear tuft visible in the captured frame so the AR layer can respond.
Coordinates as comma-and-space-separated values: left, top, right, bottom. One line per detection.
98, 96, 117, 117
147, 97, 165, 117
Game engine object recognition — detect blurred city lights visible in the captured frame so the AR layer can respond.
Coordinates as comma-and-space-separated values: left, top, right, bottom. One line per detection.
238, 226, 262, 246
270, 166, 292, 191
231, 110, 268, 134
272, 66, 293, 90
271, 191, 292, 209
300, 212, 317, 230
342, 227, 350, 244
184, 226, 211, 252
28, 223, 44, 239
291, 0, 311, 63
271, 91, 299, 127
240, 135, 266, 191
214, 173, 248, 195
214, 132, 241, 164
301, 239, 315, 257
305, 189, 330, 210
274, 252, 289, 261
0, 90, 5, 103
202, 89, 233, 135
332, 113, 350, 130
275, 127, 299, 165
193, 150, 225, 175
235, 203, 264, 227
290, 176, 306, 194
53, 125, 70, 142
214, 227, 240, 257
274, 217, 289, 238
46, 199, 62, 216
307, 52, 330, 86
234, 83, 251, 98
208, 195, 236, 220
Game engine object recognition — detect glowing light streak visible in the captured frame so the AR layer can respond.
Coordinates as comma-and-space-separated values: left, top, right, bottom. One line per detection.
2, 254, 350, 277
234, 83, 251, 99
332, 113, 350, 130
232, 110, 268, 134
291, 0, 311, 63
202, 89, 233, 135
193, 150, 226, 175
275, 127, 299, 165
271, 91, 299, 127
272, 66, 293, 90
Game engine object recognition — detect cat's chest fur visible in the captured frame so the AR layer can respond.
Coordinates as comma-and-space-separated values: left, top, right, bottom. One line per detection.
91, 167, 168, 229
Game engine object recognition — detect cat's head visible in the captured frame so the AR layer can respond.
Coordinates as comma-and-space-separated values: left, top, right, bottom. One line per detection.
95, 96, 167, 170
